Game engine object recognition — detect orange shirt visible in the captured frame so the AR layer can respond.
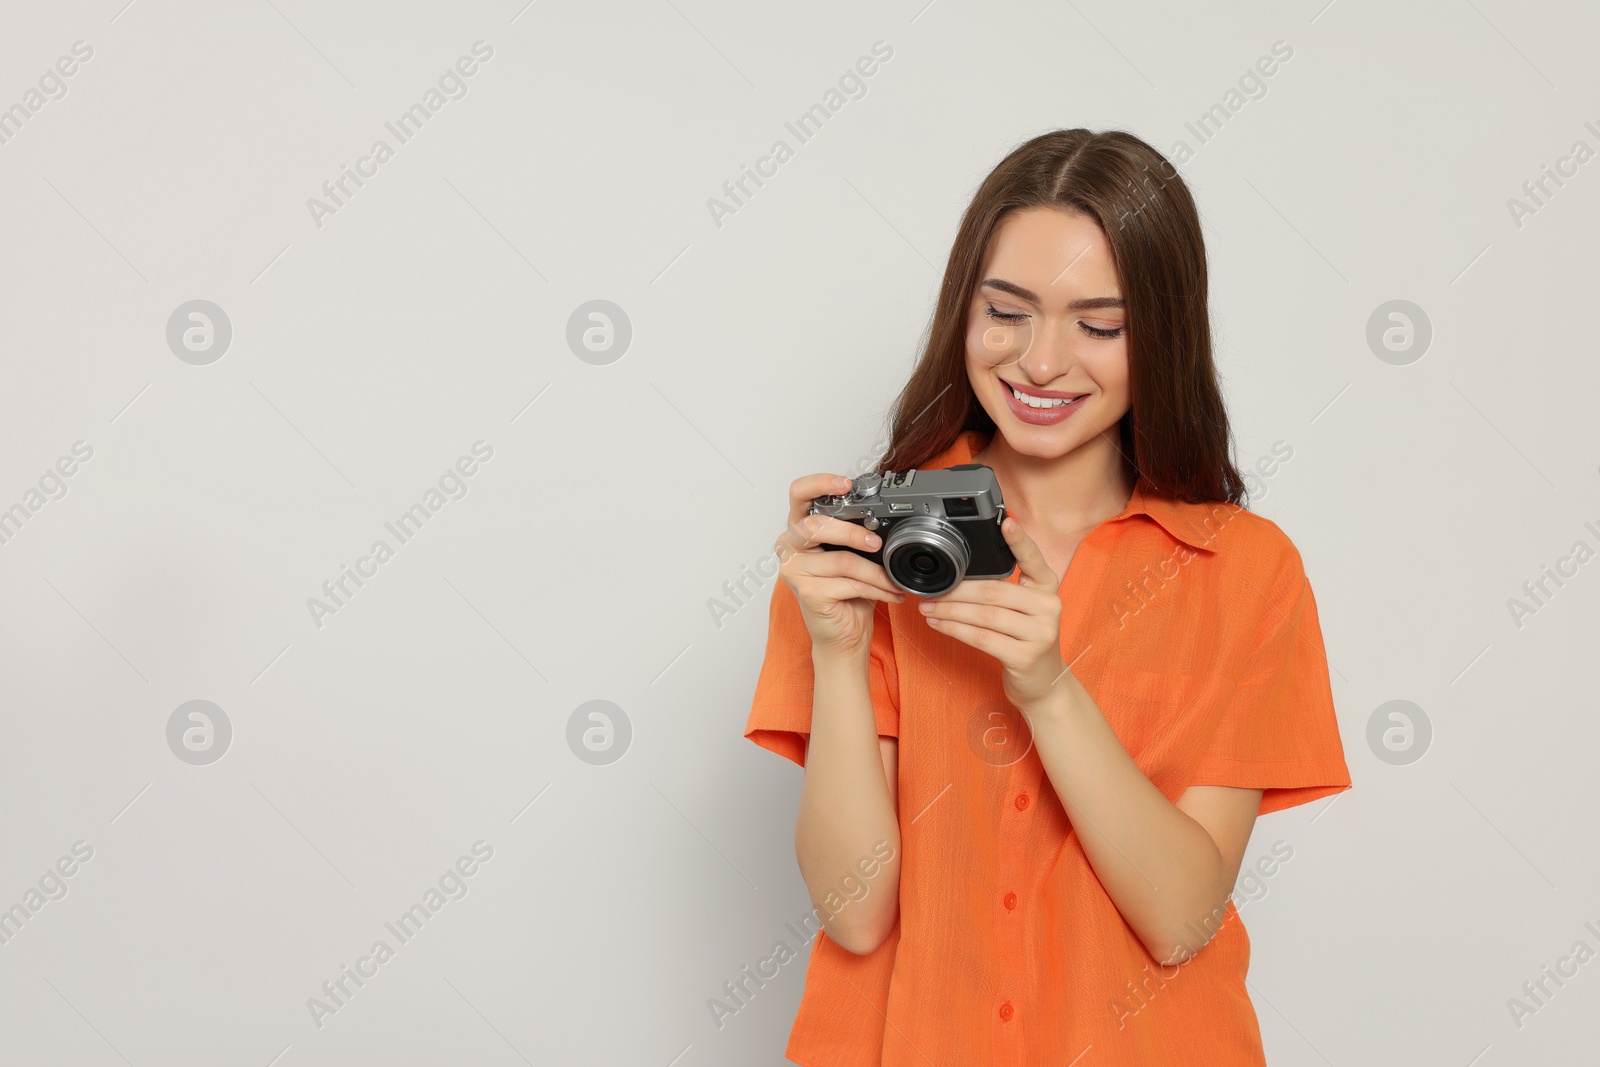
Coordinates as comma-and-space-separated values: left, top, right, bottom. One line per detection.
743, 429, 1352, 1067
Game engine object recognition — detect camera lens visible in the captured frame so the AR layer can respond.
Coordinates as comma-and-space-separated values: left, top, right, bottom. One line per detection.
883, 517, 970, 596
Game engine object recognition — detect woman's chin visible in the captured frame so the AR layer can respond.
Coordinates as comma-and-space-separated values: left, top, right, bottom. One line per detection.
991, 421, 1082, 460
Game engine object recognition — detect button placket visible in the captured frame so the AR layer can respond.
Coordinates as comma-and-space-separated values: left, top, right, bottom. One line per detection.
994, 759, 1040, 1060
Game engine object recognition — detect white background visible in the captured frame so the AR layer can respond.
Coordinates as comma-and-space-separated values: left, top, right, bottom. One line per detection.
1, 1, 1597, 1064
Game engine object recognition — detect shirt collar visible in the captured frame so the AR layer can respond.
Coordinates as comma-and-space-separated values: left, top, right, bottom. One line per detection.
937, 430, 1235, 554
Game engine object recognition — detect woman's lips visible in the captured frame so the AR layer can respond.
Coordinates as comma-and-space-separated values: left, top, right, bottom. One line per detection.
1000, 380, 1087, 425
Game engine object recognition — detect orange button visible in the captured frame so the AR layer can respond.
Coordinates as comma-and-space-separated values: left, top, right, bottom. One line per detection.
1014, 794, 1029, 811
1003, 891, 1017, 910
999, 1001, 1014, 1021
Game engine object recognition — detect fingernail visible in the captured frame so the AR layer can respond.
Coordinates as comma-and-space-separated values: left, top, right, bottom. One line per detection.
865, 534, 880, 548
918, 602, 933, 614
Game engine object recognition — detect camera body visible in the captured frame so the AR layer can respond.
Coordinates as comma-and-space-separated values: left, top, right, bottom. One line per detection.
808, 463, 1016, 596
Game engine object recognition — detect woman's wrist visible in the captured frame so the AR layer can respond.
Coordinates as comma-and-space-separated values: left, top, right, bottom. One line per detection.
1017, 671, 1088, 726
813, 640, 872, 674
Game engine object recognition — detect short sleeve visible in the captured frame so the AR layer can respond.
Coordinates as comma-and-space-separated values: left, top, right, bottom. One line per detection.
1189, 565, 1353, 816
742, 579, 900, 768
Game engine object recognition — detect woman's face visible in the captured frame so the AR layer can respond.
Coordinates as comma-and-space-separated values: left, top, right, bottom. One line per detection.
964, 206, 1131, 461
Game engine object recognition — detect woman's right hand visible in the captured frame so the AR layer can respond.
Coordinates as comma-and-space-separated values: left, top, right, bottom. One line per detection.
776, 473, 906, 659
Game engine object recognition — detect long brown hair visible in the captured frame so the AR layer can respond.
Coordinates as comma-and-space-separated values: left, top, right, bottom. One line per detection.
878, 128, 1246, 506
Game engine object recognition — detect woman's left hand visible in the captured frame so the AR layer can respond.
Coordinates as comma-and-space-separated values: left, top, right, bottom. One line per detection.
919, 516, 1068, 712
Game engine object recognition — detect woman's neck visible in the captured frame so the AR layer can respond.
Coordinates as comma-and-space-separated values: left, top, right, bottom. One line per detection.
971, 428, 1135, 540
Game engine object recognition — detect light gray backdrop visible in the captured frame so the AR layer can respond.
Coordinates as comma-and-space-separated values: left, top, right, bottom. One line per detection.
2, 0, 1596, 1064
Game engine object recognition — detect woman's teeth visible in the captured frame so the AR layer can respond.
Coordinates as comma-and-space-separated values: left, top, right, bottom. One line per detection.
1007, 382, 1079, 409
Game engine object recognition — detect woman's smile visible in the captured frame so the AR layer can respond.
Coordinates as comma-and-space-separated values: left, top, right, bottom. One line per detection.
998, 378, 1090, 425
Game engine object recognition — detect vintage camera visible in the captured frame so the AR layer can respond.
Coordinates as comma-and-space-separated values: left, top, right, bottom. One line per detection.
808, 464, 1016, 596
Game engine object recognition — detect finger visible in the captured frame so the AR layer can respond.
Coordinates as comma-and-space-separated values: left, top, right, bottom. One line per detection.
931, 576, 1042, 610
920, 598, 1043, 641
922, 614, 1025, 661
788, 472, 853, 526
1001, 516, 1057, 588
799, 575, 905, 606
792, 548, 904, 598
777, 512, 884, 558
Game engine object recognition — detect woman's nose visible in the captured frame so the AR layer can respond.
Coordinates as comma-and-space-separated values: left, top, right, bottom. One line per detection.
1018, 318, 1075, 383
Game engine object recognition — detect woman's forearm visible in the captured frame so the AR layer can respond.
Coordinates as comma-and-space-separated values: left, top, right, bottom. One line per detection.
1023, 674, 1228, 964
793, 646, 901, 954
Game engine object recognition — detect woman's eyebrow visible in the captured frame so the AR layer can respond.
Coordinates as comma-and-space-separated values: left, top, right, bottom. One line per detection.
980, 277, 1124, 311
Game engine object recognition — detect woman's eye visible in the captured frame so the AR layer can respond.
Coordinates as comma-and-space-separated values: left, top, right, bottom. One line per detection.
984, 303, 1122, 337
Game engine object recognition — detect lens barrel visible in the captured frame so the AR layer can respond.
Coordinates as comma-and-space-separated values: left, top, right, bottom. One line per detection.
882, 517, 970, 596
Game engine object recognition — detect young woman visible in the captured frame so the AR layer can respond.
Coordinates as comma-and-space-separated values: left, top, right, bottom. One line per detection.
743, 128, 1352, 1066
